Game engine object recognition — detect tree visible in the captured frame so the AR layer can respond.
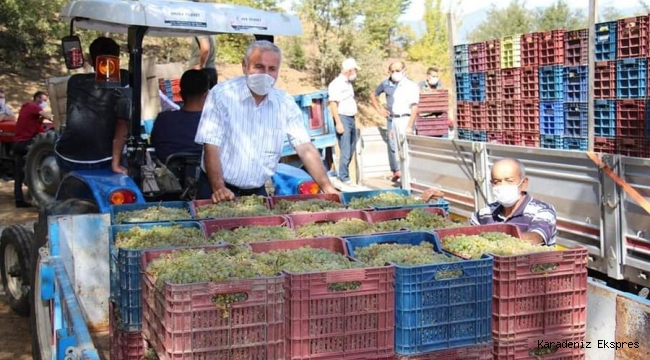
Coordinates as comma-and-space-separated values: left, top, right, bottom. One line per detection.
466, 0, 534, 42
533, 0, 586, 31
639, 0, 650, 13
599, 6, 623, 22
361, 0, 411, 54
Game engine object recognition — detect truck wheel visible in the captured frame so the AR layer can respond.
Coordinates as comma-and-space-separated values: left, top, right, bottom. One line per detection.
25, 131, 61, 210
0, 225, 33, 316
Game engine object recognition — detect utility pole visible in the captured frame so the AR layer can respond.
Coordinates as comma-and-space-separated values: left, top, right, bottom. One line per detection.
587, 0, 598, 151
447, 12, 457, 138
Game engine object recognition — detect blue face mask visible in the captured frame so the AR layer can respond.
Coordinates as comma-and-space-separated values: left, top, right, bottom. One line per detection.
39, 101, 47, 109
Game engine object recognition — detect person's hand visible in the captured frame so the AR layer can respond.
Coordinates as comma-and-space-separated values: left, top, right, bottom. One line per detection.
379, 108, 390, 118
320, 183, 340, 195
335, 124, 345, 134
211, 187, 235, 203
406, 127, 414, 135
112, 164, 128, 175
421, 188, 444, 202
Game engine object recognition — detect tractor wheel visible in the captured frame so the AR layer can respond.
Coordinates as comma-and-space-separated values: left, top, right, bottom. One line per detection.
0, 225, 34, 316
24, 131, 61, 209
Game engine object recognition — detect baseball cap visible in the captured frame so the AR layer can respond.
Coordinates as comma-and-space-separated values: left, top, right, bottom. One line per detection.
342, 58, 360, 71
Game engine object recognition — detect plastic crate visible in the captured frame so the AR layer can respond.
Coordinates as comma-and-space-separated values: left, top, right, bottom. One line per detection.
493, 331, 586, 360
520, 66, 538, 100
539, 101, 565, 135
564, 29, 588, 66
363, 207, 448, 226
594, 137, 617, 154
486, 39, 501, 71
617, 15, 649, 58
520, 100, 539, 133
110, 201, 194, 225
564, 102, 588, 137
470, 103, 487, 130
503, 132, 522, 146
520, 132, 540, 148
485, 70, 501, 101
456, 73, 471, 101
472, 130, 487, 142
287, 210, 372, 230
158, 78, 181, 103
594, 61, 616, 99
415, 113, 449, 137
616, 99, 648, 138
486, 101, 502, 132
594, 99, 616, 137
539, 65, 564, 100
520, 33, 539, 67
487, 132, 503, 144
202, 215, 292, 239
563, 66, 588, 102
267, 193, 344, 213
341, 189, 450, 214
418, 90, 449, 113
502, 101, 521, 133
616, 57, 647, 99
190, 197, 273, 219
141, 246, 285, 360
109, 302, 145, 360
501, 68, 521, 100
395, 342, 493, 360
345, 232, 493, 355
454, 44, 469, 74
563, 137, 588, 151
540, 134, 563, 149
500, 35, 521, 68
458, 129, 472, 141
595, 21, 617, 61
457, 101, 472, 128
469, 42, 487, 72
109, 221, 208, 331
469, 73, 486, 102
539, 30, 565, 65
616, 137, 650, 158
294, 90, 330, 138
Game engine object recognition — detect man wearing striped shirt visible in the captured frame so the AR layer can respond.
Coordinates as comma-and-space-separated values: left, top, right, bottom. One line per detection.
194, 40, 338, 202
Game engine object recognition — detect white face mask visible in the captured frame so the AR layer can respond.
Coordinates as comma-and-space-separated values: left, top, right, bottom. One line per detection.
39, 101, 47, 109
429, 76, 439, 85
391, 71, 405, 82
246, 73, 275, 96
348, 73, 357, 82
0, 99, 5, 106
492, 181, 523, 207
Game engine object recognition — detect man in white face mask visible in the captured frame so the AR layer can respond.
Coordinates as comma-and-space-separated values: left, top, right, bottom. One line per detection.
419, 67, 443, 93
0, 90, 16, 122
194, 40, 339, 202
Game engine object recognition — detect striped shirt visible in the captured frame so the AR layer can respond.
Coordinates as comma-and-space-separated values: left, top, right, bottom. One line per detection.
469, 193, 557, 245
195, 76, 311, 189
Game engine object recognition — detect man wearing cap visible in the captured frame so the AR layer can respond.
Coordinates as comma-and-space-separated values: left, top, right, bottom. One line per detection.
327, 58, 359, 185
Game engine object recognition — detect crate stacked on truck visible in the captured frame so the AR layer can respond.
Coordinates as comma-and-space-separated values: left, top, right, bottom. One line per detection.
454, 15, 650, 159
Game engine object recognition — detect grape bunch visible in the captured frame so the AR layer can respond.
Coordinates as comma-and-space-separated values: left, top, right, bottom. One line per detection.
295, 218, 376, 237
347, 192, 426, 209
114, 225, 209, 250
196, 195, 272, 218
114, 205, 192, 224
355, 241, 458, 267
441, 232, 556, 259
401, 209, 457, 229
272, 199, 344, 214
209, 225, 296, 244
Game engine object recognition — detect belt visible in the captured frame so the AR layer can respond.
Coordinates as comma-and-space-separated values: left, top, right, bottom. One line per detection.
392, 114, 410, 118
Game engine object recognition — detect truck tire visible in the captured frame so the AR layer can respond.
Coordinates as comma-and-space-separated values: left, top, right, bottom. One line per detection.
25, 131, 61, 210
30, 198, 99, 360
0, 225, 33, 316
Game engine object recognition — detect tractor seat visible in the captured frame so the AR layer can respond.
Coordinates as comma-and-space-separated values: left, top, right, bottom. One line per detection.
164, 152, 201, 199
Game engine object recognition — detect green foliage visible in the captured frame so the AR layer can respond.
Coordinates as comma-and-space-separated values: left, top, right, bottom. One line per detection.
533, 0, 586, 31
360, 0, 411, 54
640, 0, 650, 13
599, 6, 624, 22
466, 0, 535, 42
284, 37, 308, 70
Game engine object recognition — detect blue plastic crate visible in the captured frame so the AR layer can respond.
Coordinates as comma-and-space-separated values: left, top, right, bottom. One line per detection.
616, 58, 647, 99
340, 189, 450, 215
345, 232, 493, 355
109, 221, 207, 331
539, 65, 564, 100
563, 137, 588, 151
595, 21, 617, 61
539, 101, 565, 135
540, 134, 564, 149
458, 128, 472, 141
564, 102, 588, 137
469, 73, 485, 102
455, 73, 471, 101
110, 201, 195, 224
563, 66, 588, 102
454, 44, 469, 74
594, 99, 616, 138
472, 130, 487, 142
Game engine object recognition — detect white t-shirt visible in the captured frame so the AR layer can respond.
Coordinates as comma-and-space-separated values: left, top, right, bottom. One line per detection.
327, 74, 358, 117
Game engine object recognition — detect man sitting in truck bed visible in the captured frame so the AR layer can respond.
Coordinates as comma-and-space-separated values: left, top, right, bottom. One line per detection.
422, 157, 557, 245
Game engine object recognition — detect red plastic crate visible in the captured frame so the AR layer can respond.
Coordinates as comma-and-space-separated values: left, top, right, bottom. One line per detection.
247, 236, 349, 255
457, 102, 472, 129
469, 42, 487, 72
520, 66, 539, 100
470, 103, 487, 131
616, 137, 650, 158
594, 137, 616, 154
202, 215, 291, 238
141, 246, 285, 360
520, 132, 540, 148
502, 101, 521, 133
418, 90, 449, 113
487, 132, 503, 144
565, 29, 588, 66
364, 207, 447, 224
486, 39, 501, 71
396, 342, 493, 360
520, 33, 539, 67
416, 113, 449, 137
486, 101, 502, 132
493, 331, 586, 360
501, 68, 521, 100
594, 61, 616, 99
520, 100, 539, 133
617, 15, 649, 58
539, 30, 566, 65
503, 132, 522, 146
485, 70, 501, 101
268, 194, 344, 211
109, 302, 145, 360
616, 99, 647, 138
287, 209, 372, 228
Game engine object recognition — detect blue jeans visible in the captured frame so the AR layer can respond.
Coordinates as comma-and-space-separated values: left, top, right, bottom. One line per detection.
55, 155, 111, 173
386, 117, 398, 172
336, 115, 356, 182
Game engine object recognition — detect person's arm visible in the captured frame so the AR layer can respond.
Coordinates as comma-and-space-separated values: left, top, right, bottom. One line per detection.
194, 37, 211, 69
38, 110, 53, 121
327, 81, 345, 134
523, 206, 557, 246
371, 83, 390, 118
421, 188, 444, 202
111, 119, 128, 174
204, 143, 234, 201
406, 82, 420, 133
1, 107, 16, 121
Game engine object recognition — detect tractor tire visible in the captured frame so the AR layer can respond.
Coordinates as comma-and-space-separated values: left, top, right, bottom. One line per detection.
24, 131, 61, 210
0, 225, 34, 316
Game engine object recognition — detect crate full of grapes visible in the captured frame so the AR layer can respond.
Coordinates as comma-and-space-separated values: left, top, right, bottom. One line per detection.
287, 209, 377, 238
110, 201, 195, 224
190, 195, 273, 219
247, 237, 396, 360
203, 215, 295, 244
267, 193, 345, 214
109, 221, 210, 331
345, 231, 493, 355
141, 245, 285, 360
436, 224, 588, 339
363, 207, 456, 233
341, 189, 450, 215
